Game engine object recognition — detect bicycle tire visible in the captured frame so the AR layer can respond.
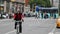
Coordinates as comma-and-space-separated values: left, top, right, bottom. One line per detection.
16, 25, 19, 34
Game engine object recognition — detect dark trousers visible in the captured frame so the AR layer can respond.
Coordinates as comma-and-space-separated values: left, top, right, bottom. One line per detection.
15, 22, 22, 33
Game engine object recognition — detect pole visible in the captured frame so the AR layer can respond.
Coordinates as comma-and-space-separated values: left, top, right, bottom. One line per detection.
52, 0, 54, 6
58, 0, 60, 16
4, 1, 7, 13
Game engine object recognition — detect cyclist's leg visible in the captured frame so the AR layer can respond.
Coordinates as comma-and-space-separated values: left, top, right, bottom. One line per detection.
15, 22, 17, 29
19, 22, 22, 33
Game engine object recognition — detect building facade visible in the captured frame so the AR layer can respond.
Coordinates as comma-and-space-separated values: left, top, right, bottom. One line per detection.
0, 0, 25, 14
24, 0, 30, 14
50, 0, 59, 7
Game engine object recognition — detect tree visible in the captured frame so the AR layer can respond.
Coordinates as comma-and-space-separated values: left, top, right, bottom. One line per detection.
29, 0, 52, 7
43, 0, 52, 7
29, 0, 35, 8
29, 0, 52, 12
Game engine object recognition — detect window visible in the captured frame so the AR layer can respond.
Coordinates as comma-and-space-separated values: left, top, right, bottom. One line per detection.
0, 0, 4, 4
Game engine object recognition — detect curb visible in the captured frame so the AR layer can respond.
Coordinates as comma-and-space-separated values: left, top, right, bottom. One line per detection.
0, 19, 13, 21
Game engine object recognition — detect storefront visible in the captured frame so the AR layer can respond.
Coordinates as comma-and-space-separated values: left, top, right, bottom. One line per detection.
0, 0, 4, 14
12, 2, 24, 13
0, 6, 4, 13
0, 0, 24, 14
0, 0, 10, 14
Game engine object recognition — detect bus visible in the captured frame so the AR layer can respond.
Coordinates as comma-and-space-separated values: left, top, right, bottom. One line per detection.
36, 7, 58, 19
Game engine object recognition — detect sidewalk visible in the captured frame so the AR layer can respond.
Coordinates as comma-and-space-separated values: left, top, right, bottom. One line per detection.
0, 19, 13, 21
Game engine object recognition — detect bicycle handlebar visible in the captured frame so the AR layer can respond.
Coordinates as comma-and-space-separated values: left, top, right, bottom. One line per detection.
15, 20, 22, 22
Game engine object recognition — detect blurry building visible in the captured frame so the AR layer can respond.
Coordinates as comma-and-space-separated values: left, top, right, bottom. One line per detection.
50, 0, 59, 7
0, 0, 25, 14
24, 0, 30, 14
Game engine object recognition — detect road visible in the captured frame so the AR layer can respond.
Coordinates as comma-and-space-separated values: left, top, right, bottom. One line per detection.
0, 17, 60, 34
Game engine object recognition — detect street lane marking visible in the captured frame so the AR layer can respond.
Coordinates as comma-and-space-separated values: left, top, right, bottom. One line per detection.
5, 30, 16, 34
0, 23, 11, 27
48, 23, 56, 34
48, 32, 54, 34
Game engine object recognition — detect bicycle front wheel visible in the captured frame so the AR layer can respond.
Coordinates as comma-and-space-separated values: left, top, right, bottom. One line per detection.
16, 25, 19, 34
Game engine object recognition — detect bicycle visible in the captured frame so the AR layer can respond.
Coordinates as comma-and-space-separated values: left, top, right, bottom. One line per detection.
15, 20, 22, 34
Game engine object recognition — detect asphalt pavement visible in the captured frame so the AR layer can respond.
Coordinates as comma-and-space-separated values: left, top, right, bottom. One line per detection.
0, 17, 59, 34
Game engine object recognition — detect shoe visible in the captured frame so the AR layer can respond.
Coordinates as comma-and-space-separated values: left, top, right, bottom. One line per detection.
19, 31, 22, 33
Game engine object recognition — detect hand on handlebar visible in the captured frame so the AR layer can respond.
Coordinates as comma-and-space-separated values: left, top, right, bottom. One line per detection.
22, 19, 24, 22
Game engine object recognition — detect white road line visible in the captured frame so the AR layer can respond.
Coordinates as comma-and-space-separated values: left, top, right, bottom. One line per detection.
48, 28, 55, 34
5, 30, 16, 34
0, 24, 10, 26
48, 23, 56, 34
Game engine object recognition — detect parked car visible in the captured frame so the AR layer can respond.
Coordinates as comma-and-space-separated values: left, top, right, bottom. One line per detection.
24, 13, 31, 17
56, 18, 60, 28
2, 15, 7, 19
24, 12, 36, 17
0, 13, 6, 19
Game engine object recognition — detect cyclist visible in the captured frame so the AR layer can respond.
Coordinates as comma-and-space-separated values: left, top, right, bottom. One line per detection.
14, 10, 24, 33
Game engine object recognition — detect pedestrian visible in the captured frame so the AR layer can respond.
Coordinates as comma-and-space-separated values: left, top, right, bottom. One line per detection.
14, 10, 24, 33
44, 14, 48, 19
6, 13, 9, 19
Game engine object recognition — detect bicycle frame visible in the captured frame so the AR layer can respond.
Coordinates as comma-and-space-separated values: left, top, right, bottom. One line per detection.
15, 20, 22, 34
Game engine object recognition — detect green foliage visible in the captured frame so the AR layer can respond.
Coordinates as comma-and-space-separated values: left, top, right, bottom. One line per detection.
29, 0, 52, 7
43, 0, 52, 7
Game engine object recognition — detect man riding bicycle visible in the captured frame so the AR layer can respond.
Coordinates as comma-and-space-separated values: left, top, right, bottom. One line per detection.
14, 10, 24, 33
